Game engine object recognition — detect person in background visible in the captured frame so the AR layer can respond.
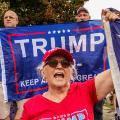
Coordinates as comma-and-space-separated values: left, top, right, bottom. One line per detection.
75, 7, 90, 22
21, 47, 114, 120
0, 10, 28, 120
3, 10, 19, 28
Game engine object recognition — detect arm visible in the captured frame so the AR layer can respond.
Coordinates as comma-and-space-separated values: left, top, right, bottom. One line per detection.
95, 69, 114, 101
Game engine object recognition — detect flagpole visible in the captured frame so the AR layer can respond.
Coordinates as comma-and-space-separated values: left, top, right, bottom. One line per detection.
103, 19, 120, 108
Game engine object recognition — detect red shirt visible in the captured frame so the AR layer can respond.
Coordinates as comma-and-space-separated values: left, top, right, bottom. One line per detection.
21, 79, 97, 120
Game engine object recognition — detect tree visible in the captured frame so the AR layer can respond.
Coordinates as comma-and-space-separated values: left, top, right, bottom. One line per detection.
0, 0, 89, 26
0, 1, 9, 26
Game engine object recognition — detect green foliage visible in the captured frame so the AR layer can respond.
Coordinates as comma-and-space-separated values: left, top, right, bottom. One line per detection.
0, 0, 89, 26
0, 1, 9, 27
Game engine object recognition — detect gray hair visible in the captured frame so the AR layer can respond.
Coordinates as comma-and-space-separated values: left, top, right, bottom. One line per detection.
36, 62, 45, 77
36, 61, 77, 81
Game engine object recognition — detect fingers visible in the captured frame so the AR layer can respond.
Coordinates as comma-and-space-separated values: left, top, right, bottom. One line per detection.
102, 9, 119, 21
101, 9, 109, 16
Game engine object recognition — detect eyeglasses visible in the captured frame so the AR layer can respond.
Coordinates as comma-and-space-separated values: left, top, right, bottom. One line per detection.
45, 59, 72, 68
4, 16, 15, 19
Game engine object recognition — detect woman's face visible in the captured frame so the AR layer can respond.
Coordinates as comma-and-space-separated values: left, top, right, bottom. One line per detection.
42, 56, 73, 88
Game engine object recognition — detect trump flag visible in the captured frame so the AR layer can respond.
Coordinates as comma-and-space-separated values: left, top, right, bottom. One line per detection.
0, 20, 107, 101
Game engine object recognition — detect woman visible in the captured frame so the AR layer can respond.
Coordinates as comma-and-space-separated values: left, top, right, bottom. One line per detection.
21, 47, 113, 120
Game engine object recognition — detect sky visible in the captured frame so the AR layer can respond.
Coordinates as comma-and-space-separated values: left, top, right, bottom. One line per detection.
84, 0, 120, 19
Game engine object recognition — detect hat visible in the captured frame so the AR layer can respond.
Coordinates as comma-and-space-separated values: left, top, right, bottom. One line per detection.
42, 48, 73, 63
77, 7, 89, 14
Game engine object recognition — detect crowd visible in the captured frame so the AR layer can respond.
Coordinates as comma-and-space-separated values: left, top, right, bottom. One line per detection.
0, 5, 120, 120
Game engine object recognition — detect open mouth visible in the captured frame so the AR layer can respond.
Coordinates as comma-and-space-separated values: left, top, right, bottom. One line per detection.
54, 73, 64, 78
